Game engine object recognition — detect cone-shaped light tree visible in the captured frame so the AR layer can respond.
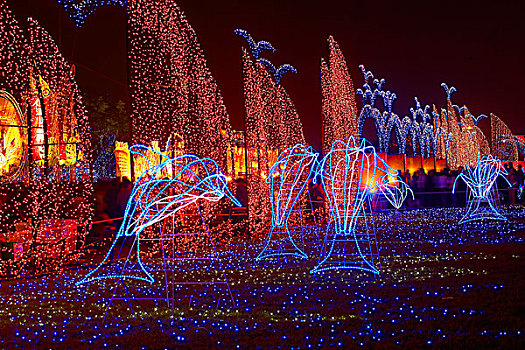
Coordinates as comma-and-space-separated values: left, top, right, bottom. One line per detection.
241, 45, 305, 233
321, 36, 359, 156
0, 3, 94, 272
128, 0, 232, 171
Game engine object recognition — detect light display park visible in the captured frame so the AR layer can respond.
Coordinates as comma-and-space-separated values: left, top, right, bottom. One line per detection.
0, 0, 523, 348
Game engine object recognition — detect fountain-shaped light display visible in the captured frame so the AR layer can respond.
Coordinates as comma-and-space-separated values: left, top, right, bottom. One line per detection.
453, 155, 510, 225
311, 137, 412, 275
76, 145, 241, 285
256, 144, 318, 260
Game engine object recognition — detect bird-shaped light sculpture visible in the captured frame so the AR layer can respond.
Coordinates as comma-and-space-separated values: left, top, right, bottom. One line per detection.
257, 58, 297, 85
77, 146, 241, 285
234, 28, 275, 59
56, 0, 126, 27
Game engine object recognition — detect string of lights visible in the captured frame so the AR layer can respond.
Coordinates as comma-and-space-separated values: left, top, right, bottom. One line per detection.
77, 146, 240, 285
453, 155, 510, 224
256, 143, 318, 260
311, 137, 412, 275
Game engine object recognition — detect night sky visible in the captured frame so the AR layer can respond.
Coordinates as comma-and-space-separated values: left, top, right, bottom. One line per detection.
7, 0, 524, 151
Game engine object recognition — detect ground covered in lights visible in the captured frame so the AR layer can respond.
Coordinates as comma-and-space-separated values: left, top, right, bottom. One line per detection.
1, 208, 525, 349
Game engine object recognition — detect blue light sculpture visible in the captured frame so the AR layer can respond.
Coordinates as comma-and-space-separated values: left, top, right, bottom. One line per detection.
256, 144, 318, 260
310, 137, 412, 275
453, 155, 510, 224
56, 0, 126, 27
257, 58, 297, 85
234, 29, 275, 59
77, 145, 241, 285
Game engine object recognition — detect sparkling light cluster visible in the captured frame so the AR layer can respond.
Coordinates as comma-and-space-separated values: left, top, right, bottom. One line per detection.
438, 85, 491, 169
0, 4, 93, 277
240, 35, 305, 234
490, 113, 518, 161
128, 0, 232, 174
321, 36, 359, 157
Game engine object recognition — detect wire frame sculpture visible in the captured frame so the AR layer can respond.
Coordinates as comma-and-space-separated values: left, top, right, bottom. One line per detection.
311, 137, 412, 275
453, 155, 510, 225
256, 144, 318, 260
76, 146, 240, 320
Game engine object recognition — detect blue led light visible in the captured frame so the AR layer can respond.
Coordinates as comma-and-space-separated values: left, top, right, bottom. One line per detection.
453, 155, 510, 224
256, 143, 318, 260
310, 137, 412, 275
234, 28, 275, 59
56, 0, 127, 27
76, 145, 241, 285
257, 58, 297, 85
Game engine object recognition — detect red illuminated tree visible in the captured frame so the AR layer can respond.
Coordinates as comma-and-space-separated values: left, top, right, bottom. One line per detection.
241, 48, 305, 233
0, 3, 93, 276
321, 36, 358, 156
128, 0, 232, 170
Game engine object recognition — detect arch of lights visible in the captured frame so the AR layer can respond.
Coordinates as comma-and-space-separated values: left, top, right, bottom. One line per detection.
352, 62, 497, 169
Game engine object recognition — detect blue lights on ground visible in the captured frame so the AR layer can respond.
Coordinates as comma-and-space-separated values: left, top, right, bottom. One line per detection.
1, 212, 523, 349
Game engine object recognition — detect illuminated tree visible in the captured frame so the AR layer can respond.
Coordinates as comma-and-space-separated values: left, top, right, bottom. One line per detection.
128, 0, 232, 172
438, 83, 491, 169
491, 113, 518, 161
241, 46, 305, 233
321, 36, 358, 156
0, 4, 93, 276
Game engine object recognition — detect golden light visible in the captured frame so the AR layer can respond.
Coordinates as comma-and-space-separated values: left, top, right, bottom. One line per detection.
0, 90, 27, 182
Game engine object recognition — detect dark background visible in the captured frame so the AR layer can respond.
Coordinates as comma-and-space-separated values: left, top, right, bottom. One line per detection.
7, 0, 524, 151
